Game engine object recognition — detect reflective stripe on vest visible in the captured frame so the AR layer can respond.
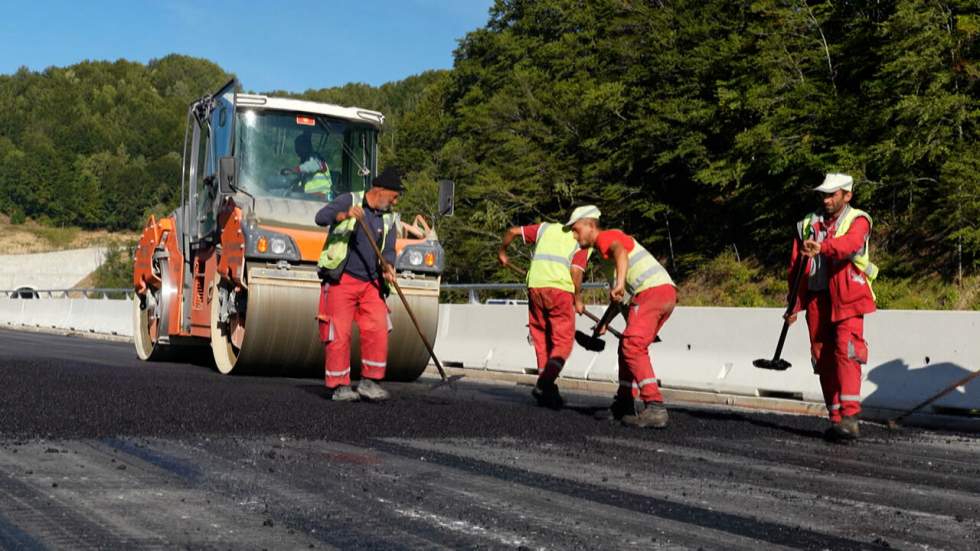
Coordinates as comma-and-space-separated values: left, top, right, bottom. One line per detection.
317, 192, 394, 272
527, 223, 584, 292
799, 206, 877, 297
603, 239, 674, 295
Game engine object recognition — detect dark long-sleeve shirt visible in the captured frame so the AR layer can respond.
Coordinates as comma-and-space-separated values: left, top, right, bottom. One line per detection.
315, 192, 397, 281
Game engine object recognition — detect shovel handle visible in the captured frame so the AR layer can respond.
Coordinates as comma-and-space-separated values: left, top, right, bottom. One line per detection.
770, 252, 809, 361
581, 309, 623, 339
503, 263, 527, 277
355, 216, 449, 383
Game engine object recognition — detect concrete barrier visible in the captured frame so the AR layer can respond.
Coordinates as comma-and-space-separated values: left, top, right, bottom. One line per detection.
0, 296, 132, 337
0, 298, 24, 327
433, 304, 980, 419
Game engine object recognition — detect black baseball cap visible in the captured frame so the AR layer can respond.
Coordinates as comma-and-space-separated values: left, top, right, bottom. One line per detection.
373, 166, 405, 192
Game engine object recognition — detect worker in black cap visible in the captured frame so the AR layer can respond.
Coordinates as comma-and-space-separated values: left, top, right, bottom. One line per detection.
313, 166, 405, 402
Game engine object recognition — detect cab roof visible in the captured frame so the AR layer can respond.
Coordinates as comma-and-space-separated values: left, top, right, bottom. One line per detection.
235, 94, 385, 128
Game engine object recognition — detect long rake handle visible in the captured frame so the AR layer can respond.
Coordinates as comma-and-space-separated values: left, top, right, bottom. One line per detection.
355, 216, 449, 382
891, 367, 980, 424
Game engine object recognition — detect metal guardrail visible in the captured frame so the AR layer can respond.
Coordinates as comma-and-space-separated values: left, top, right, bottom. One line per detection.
441, 282, 608, 304
1, 288, 134, 299
1, 282, 607, 302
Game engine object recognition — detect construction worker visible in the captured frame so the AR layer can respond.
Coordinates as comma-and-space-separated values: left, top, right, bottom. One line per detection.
498, 214, 591, 408
568, 206, 676, 429
283, 132, 333, 197
313, 166, 403, 402
787, 173, 877, 441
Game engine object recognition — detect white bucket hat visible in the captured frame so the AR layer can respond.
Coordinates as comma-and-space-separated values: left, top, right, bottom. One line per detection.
814, 173, 854, 193
564, 205, 601, 227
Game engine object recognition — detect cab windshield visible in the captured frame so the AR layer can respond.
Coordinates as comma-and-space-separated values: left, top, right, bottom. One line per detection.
235, 109, 376, 201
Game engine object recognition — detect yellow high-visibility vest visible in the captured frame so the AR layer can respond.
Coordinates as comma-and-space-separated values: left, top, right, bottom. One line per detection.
526, 223, 587, 292
318, 192, 394, 276
602, 237, 674, 295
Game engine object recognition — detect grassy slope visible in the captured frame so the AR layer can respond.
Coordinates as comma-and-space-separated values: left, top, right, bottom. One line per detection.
0, 216, 137, 254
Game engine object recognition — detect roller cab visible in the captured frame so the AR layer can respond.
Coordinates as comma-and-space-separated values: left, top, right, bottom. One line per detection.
133, 79, 449, 380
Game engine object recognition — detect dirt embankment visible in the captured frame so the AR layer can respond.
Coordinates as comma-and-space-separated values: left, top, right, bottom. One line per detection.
0, 215, 137, 255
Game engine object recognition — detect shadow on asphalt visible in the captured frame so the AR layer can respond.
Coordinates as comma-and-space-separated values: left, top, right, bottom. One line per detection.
680, 408, 826, 439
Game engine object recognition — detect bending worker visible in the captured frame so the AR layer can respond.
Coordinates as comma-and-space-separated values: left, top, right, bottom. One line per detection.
568, 206, 676, 429
284, 131, 333, 197
498, 215, 591, 409
786, 173, 877, 441
314, 166, 404, 402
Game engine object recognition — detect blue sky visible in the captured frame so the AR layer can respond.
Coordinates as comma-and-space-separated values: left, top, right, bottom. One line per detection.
0, 0, 494, 93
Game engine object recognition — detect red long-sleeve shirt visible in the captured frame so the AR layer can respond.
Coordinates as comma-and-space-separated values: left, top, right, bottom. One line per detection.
789, 215, 875, 322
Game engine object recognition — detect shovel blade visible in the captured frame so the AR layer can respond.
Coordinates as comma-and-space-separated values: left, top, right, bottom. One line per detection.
575, 330, 605, 352
429, 374, 464, 392
753, 358, 792, 371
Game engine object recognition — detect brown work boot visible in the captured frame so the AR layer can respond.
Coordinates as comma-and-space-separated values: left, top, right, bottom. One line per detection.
622, 402, 669, 429
532, 381, 564, 410
825, 415, 860, 442
356, 378, 390, 402
330, 385, 360, 402
594, 397, 637, 421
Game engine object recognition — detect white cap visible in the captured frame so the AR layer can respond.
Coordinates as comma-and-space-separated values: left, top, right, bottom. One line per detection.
565, 205, 601, 227
814, 173, 854, 193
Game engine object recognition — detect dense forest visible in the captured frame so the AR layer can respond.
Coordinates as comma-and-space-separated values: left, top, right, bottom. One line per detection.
1, 0, 978, 302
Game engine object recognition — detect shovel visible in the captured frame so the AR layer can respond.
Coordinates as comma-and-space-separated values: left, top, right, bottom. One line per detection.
575, 302, 623, 352
355, 217, 456, 391
576, 307, 620, 352
753, 254, 808, 371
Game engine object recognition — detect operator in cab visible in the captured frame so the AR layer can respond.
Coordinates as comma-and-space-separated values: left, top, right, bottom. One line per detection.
313, 166, 403, 402
282, 131, 333, 198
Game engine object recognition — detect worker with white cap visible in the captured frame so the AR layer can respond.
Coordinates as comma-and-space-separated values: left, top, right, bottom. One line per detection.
786, 173, 877, 441
567, 206, 677, 429
498, 212, 592, 409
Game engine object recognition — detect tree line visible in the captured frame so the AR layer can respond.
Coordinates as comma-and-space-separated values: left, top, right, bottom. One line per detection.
1, 1, 978, 290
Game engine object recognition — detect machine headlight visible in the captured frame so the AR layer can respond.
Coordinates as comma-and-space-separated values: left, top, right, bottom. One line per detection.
270, 237, 287, 255
396, 242, 444, 274
244, 225, 300, 262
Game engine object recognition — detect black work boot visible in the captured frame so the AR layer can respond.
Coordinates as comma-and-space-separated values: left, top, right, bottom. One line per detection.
594, 397, 637, 421
825, 415, 860, 442
532, 380, 564, 410
622, 402, 669, 429
330, 385, 360, 402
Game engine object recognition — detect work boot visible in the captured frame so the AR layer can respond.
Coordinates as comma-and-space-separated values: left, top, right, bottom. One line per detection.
594, 397, 637, 421
356, 378, 390, 402
330, 385, 360, 402
532, 381, 564, 410
622, 402, 669, 429
825, 415, 860, 442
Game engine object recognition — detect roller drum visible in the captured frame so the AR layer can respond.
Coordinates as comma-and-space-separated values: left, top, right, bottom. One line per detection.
212, 264, 439, 381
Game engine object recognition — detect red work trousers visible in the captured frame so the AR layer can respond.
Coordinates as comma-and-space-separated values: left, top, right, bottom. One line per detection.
804, 292, 867, 421
318, 273, 391, 388
617, 285, 676, 403
528, 287, 575, 383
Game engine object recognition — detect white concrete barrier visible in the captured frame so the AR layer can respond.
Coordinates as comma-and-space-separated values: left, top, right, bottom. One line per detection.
0, 298, 24, 327
434, 304, 980, 418
0, 296, 132, 337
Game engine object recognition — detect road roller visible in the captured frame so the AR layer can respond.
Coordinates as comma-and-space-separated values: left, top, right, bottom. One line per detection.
132, 79, 451, 380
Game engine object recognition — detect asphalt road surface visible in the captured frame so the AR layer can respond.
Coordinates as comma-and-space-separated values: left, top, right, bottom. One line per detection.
0, 328, 978, 550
